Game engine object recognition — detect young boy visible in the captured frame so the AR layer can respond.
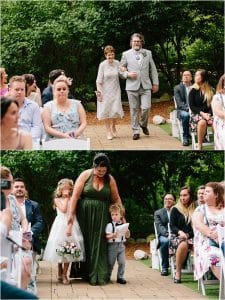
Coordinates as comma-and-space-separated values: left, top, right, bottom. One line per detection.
105, 203, 130, 284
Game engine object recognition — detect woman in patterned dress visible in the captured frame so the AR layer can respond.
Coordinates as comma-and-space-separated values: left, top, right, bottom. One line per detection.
192, 182, 224, 280
96, 46, 124, 140
42, 75, 87, 141
212, 74, 225, 150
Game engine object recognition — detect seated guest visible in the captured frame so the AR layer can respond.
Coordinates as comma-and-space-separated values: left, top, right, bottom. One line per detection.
41, 69, 74, 106
42, 75, 87, 141
174, 70, 192, 146
13, 178, 44, 294
8, 75, 43, 140
1, 97, 32, 150
189, 69, 214, 150
170, 186, 195, 283
0, 209, 37, 299
192, 182, 224, 280
211, 74, 225, 150
154, 193, 176, 276
0, 67, 9, 96
0, 166, 32, 290
196, 185, 205, 206
23, 74, 42, 107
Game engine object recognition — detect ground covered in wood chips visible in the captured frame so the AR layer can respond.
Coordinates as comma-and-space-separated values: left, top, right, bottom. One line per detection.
87, 101, 174, 125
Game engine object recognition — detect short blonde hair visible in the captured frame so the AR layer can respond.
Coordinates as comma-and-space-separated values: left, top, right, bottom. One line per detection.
109, 203, 125, 217
53, 75, 69, 87
0, 165, 12, 179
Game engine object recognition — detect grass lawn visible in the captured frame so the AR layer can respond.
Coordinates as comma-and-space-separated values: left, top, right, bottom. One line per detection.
139, 259, 219, 299
157, 123, 214, 150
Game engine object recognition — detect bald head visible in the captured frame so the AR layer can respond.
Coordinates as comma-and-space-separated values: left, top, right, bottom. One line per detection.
182, 71, 192, 85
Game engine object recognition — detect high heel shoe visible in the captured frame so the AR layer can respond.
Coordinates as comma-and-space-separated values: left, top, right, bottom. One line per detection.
174, 272, 181, 283
174, 278, 181, 284
107, 133, 113, 140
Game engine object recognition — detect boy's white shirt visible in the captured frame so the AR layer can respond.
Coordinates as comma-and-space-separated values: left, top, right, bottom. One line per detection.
105, 222, 129, 243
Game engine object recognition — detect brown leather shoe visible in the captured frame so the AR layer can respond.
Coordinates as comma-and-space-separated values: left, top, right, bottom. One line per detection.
133, 134, 140, 140
140, 126, 150, 135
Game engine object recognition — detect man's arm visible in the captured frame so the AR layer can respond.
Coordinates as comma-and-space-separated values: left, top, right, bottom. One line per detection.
30, 104, 43, 139
174, 85, 189, 111
154, 210, 168, 237
29, 201, 44, 238
149, 51, 159, 93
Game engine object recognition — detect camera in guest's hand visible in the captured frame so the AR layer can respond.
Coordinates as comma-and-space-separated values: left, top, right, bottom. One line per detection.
1, 179, 11, 211
1, 179, 11, 190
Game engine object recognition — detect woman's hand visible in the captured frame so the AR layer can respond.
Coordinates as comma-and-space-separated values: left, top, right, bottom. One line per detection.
178, 230, 188, 240
66, 223, 72, 237
95, 91, 103, 102
209, 229, 218, 241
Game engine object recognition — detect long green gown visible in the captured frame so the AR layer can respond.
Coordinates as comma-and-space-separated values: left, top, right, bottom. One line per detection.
77, 171, 111, 285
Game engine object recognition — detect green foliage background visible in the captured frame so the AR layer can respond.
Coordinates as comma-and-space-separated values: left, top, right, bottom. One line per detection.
1, 0, 224, 102
1, 151, 224, 244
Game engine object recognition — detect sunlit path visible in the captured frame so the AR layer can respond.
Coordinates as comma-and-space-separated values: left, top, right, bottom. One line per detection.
86, 124, 188, 150
37, 260, 205, 299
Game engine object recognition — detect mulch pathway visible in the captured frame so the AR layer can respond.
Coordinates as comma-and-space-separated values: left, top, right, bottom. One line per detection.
87, 101, 174, 125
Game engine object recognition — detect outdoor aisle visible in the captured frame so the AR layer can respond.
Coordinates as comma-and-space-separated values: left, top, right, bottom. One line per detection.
85, 124, 187, 150
36, 260, 204, 299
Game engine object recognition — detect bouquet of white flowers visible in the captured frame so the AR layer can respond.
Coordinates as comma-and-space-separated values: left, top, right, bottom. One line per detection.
56, 241, 81, 262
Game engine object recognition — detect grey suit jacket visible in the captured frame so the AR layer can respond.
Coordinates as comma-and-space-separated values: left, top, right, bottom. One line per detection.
120, 48, 159, 91
174, 82, 190, 118
154, 207, 169, 237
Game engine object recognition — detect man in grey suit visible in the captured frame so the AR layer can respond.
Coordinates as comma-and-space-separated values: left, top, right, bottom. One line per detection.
120, 33, 159, 140
174, 70, 192, 146
154, 193, 175, 276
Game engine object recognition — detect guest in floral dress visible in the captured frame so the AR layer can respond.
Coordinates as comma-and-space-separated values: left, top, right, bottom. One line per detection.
96, 45, 124, 140
192, 182, 225, 280
42, 75, 87, 141
212, 74, 225, 150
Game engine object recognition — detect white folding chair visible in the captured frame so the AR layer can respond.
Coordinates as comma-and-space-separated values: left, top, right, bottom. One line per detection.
198, 272, 219, 296
8, 229, 23, 288
41, 137, 91, 150
173, 97, 184, 143
217, 224, 225, 300
153, 222, 162, 272
190, 120, 214, 150
168, 223, 176, 278
197, 226, 220, 296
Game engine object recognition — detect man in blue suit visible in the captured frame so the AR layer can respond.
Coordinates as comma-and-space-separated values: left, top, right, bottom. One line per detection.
120, 33, 159, 140
154, 193, 176, 276
13, 178, 44, 293
174, 70, 192, 146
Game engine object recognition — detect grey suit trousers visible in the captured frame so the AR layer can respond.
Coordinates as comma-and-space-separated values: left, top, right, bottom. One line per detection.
127, 87, 151, 134
108, 242, 126, 280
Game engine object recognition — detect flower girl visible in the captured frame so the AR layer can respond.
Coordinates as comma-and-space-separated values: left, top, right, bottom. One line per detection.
43, 179, 85, 284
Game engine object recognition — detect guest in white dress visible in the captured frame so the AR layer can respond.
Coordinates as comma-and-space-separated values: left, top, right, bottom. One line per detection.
192, 182, 224, 281
96, 45, 124, 140
212, 74, 225, 150
43, 179, 85, 285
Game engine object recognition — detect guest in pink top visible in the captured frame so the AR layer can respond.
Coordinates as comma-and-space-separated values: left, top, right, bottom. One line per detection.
0, 68, 9, 96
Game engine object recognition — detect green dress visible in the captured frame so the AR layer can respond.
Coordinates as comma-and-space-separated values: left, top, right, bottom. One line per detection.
77, 171, 111, 285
